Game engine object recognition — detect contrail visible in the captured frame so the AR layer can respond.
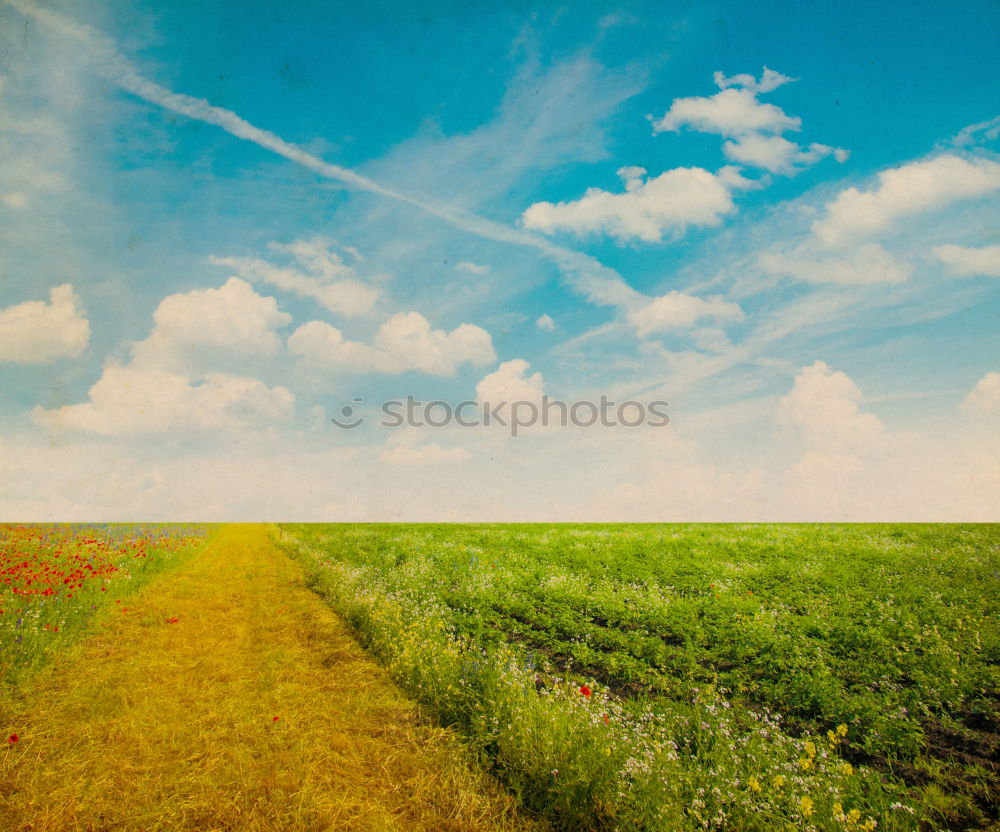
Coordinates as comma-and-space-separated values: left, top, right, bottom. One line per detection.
2, 0, 643, 311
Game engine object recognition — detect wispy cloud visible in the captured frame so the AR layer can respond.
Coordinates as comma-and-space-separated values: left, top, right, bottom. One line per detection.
3, 0, 639, 311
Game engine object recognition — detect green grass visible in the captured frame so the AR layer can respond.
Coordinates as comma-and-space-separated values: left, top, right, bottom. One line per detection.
279, 523, 1000, 832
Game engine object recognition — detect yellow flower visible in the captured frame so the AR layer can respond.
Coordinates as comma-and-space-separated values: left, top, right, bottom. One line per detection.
748, 776, 761, 793
833, 802, 846, 822
804, 740, 817, 758
841, 762, 854, 777
848, 808, 862, 825
800, 795, 814, 817
799, 757, 813, 771
828, 729, 837, 743
837, 723, 848, 737
861, 820, 877, 831
773, 774, 785, 790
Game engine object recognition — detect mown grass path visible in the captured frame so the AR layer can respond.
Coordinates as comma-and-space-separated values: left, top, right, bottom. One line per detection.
0, 525, 541, 832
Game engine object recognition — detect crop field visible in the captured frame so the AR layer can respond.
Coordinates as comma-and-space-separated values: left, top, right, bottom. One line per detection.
280, 524, 1000, 832
0, 523, 208, 687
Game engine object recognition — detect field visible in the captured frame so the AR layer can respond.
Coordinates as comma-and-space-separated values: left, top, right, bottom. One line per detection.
0, 523, 208, 687
2, 523, 996, 832
279, 524, 1000, 832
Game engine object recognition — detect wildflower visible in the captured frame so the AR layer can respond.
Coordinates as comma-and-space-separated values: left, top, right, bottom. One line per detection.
603, 713, 610, 726
841, 762, 854, 776
833, 802, 846, 822
798, 757, 813, 771
848, 809, 861, 825
272, 716, 280, 722
579, 685, 592, 698
772, 775, 785, 790
804, 740, 816, 758
861, 820, 877, 831
800, 795, 814, 817
748, 776, 761, 793
837, 723, 848, 737
8, 734, 18, 744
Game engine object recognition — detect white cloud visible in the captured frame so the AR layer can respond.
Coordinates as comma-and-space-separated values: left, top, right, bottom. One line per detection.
723, 134, 846, 175
289, 311, 495, 376
536, 313, 556, 331
210, 237, 380, 318
962, 371, 1000, 416
713, 67, 796, 95
456, 261, 490, 275
933, 244, 1000, 277
28, 279, 294, 436
951, 115, 1000, 149
476, 359, 546, 403
813, 155, 1000, 246
653, 86, 799, 137
130, 277, 291, 371
652, 68, 845, 178
378, 429, 472, 466
0, 283, 90, 363
627, 291, 744, 337
31, 364, 294, 436
522, 165, 753, 242
758, 243, 912, 285
778, 360, 888, 453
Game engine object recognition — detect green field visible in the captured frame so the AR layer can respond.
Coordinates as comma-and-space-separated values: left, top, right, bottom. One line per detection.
280, 523, 1000, 832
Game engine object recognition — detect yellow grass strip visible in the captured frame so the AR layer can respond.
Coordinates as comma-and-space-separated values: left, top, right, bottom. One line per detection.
0, 524, 546, 832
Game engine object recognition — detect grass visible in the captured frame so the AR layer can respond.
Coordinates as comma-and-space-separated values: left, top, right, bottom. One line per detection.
279, 523, 1000, 832
0, 525, 542, 832
1, 523, 208, 688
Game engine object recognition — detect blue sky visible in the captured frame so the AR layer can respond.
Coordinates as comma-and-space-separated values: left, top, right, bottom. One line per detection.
1, 0, 998, 519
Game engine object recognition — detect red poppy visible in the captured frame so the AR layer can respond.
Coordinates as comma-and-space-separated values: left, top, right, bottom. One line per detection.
603, 713, 610, 726
8, 734, 18, 744
272, 716, 280, 722
579, 685, 592, 698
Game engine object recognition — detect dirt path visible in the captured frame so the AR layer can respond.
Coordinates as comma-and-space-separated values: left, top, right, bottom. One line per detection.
0, 525, 542, 832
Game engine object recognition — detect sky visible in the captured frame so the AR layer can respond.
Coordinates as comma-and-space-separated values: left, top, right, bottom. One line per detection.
0, 0, 998, 520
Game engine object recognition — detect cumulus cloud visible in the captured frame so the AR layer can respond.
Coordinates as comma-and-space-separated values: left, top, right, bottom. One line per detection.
536, 313, 556, 331
627, 291, 744, 337
378, 429, 472, 466
778, 360, 888, 453
653, 67, 846, 176
130, 277, 291, 371
0, 283, 90, 363
211, 236, 380, 318
476, 359, 546, 403
521, 165, 754, 242
30, 279, 294, 436
31, 364, 294, 436
962, 371, 1000, 416
933, 244, 1000, 277
813, 155, 1000, 246
758, 243, 912, 285
722, 134, 847, 175
653, 78, 799, 136
289, 311, 495, 376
